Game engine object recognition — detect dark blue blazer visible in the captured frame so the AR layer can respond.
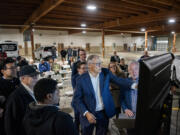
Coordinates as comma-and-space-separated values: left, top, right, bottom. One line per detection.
71, 60, 81, 78
71, 74, 80, 90
73, 68, 133, 128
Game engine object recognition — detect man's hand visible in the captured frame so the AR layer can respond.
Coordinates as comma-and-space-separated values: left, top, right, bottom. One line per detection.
0, 108, 4, 118
85, 112, 96, 124
125, 109, 134, 117
135, 84, 138, 89
131, 83, 138, 90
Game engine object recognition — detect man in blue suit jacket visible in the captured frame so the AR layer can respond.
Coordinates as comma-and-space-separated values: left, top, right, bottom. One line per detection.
71, 62, 87, 132
73, 55, 137, 135
71, 62, 86, 90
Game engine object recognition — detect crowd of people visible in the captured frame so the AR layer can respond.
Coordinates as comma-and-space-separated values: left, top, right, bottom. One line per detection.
0, 48, 140, 135
60, 46, 81, 62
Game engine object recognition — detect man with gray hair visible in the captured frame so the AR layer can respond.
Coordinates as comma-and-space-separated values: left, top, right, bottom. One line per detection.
5, 65, 39, 135
120, 60, 139, 117
120, 60, 139, 135
73, 55, 137, 135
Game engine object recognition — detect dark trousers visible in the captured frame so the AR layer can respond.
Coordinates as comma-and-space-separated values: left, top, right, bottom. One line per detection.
74, 111, 80, 132
127, 128, 136, 135
68, 55, 72, 61
0, 118, 6, 135
82, 110, 109, 135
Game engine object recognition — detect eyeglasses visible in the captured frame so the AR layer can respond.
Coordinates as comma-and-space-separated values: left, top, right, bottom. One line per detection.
92, 62, 102, 67
5, 66, 17, 70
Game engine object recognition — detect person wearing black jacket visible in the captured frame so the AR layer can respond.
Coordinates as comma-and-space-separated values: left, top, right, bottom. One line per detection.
60, 49, 67, 60
110, 51, 120, 63
71, 62, 87, 132
0, 58, 20, 106
23, 78, 78, 135
0, 58, 20, 135
16, 56, 29, 68
71, 49, 86, 77
4, 65, 38, 135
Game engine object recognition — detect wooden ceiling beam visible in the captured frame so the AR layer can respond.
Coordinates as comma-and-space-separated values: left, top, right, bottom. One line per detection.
54, 6, 133, 18
37, 18, 88, 26
46, 13, 105, 22
104, 24, 180, 36
116, 23, 180, 33
92, 11, 180, 29
121, 0, 171, 10
68, 30, 84, 35
64, 0, 157, 13
20, 0, 65, 33
151, 0, 180, 7
50, 10, 114, 20
63, 1, 145, 15
151, 0, 174, 6
147, 24, 180, 32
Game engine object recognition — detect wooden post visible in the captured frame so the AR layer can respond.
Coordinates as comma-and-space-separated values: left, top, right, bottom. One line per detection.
172, 33, 176, 53
145, 31, 148, 51
102, 29, 105, 58
30, 28, 35, 60
24, 41, 28, 56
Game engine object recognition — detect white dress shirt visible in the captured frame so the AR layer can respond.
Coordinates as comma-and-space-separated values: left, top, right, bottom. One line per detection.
89, 72, 104, 111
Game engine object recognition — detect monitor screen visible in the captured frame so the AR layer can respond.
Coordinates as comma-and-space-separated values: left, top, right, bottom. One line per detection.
135, 53, 174, 135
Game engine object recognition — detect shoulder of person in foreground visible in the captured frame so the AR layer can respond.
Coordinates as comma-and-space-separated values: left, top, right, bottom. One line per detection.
55, 110, 79, 135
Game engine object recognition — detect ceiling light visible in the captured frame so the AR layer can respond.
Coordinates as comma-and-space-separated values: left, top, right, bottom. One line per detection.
141, 28, 146, 32
82, 31, 87, 34
81, 23, 86, 27
171, 31, 175, 34
168, 19, 176, 23
87, 5, 97, 11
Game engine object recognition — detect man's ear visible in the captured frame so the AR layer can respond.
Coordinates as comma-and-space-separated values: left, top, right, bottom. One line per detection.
0, 70, 3, 74
46, 93, 53, 101
1, 69, 4, 74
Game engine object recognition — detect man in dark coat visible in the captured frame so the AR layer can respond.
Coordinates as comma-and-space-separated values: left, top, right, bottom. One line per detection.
71, 49, 86, 78
4, 65, 39, 135
60, 49, 67, 60
23, 78, 78, 135
0, 58, 20, 135
71, 62, 87, 132
110, 51, 120, 63
67, 46, 72, 60
73, 47, 78, 61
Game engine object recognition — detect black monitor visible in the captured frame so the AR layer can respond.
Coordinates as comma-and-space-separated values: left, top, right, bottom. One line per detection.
135, 53, 174, 135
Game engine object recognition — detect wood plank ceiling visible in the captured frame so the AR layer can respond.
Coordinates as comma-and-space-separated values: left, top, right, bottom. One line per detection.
0, 0, 180, 35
